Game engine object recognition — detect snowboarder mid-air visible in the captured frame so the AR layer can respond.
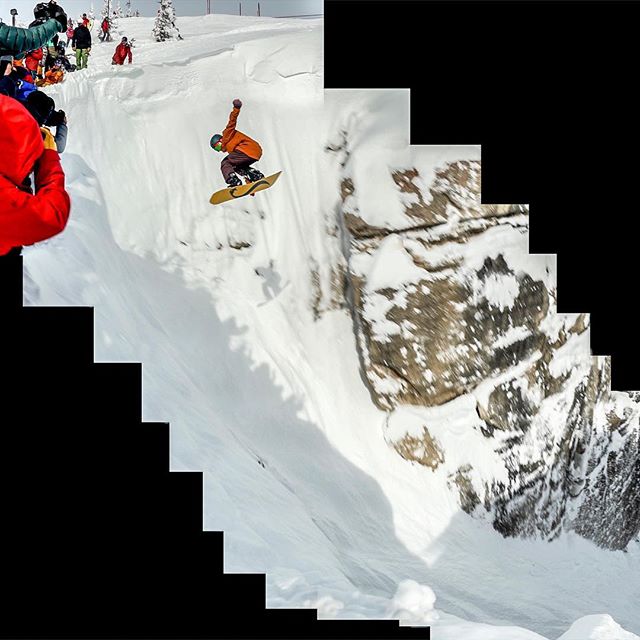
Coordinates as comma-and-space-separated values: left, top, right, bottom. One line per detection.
210, 99, 264, 187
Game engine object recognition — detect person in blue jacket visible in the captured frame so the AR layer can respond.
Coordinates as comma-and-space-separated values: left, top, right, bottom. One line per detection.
0, 55, 16, 97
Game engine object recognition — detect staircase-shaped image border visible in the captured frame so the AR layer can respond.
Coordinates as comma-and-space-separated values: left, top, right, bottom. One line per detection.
0, 251, 429, 639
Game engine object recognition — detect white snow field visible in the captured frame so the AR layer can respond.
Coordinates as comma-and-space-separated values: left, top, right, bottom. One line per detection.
22, 15, 639, 640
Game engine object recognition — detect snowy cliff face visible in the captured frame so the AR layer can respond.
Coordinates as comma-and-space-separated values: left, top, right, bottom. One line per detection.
22, 20, 640, 639
327, 113, 640, 551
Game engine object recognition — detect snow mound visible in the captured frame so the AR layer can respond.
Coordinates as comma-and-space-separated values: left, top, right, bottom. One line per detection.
558, 615, 640, 640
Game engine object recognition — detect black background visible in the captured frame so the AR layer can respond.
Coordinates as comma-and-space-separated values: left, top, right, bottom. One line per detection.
325, 0, 640, 391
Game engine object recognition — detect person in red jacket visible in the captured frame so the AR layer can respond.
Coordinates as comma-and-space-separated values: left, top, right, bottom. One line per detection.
0, 94, 71, 255
209, 99, 264, 187
25, 48, 44, 80
99, 16, 112, 42
111, 37, 132, 65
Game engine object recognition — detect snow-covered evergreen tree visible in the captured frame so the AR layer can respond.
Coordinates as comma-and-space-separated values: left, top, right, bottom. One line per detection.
125, 0, 133, 18
152, 0, 182, 42
101, 0, 109, 18
115, 1, 124, 18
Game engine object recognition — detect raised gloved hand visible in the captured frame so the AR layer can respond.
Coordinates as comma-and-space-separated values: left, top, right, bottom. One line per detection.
32, 2, 51, 23
47, 2, 68, 31
233, 98, 242, 109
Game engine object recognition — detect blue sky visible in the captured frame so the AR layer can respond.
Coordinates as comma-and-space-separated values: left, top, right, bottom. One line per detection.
1, 0, 323, 22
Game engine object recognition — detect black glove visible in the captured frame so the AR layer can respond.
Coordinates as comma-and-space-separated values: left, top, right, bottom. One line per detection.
46, 109, 65, 127
33, 2, 50, 22
48, 2, 68, 32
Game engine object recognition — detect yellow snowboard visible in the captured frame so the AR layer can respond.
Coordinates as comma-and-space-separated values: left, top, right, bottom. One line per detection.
209, 171, 282, 205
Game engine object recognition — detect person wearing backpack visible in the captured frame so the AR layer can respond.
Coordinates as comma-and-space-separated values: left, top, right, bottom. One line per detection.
71, 19, 91, 70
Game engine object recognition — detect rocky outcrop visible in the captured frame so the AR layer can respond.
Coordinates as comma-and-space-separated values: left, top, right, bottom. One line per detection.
335, 156, 640, 551
342, 161, 519, 238
570, 392, 640, 549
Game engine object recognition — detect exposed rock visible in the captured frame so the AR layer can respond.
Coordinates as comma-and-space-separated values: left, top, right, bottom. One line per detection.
571, 393, 640, 550
310, 261, 348, 320
337, 154, 640, 551
391, 426, 445, 470
487, 358, 611, 540
341, 161, 522, 238
448, 465, 481, 513
349, 218, 562, 412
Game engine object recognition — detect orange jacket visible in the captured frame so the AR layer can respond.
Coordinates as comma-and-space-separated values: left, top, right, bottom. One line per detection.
220, 107, 262, 160
40, 69, 64, 86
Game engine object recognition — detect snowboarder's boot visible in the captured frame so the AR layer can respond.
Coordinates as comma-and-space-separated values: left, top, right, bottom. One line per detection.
246, 168, 264, 182
226, 173, 242, 187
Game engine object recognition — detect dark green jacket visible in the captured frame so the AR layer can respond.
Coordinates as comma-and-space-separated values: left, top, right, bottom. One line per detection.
0, 19, 62, 59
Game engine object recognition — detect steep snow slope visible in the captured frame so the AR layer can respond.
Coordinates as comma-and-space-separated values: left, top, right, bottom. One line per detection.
22, 15, 640, 640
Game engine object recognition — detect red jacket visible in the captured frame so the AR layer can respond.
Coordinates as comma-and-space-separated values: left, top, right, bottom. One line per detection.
0, 96, 71, 255
25, 49, 44, 73
220, 107, 262, 160
112, 43, 132, 65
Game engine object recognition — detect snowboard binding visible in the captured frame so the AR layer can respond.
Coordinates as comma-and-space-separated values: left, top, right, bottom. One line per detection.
226, 173, 242, 187
237, 167, 265, 184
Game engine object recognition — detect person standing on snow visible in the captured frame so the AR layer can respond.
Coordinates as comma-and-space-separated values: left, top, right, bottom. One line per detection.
64, 21, 74, 47
0, 94, 71, 256
210, 99, 265, 187
99, 16, 111, 42
111, 37, 132, 65
71, 19, 91, 70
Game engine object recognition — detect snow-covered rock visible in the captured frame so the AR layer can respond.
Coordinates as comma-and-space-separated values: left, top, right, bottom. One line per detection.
334, 126, 640, 551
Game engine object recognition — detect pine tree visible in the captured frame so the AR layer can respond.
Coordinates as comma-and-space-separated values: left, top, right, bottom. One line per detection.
110, 7, 119, 31
152, 0, 183, 42
101, 0, 109, 18
125, 0, 133, 18
116, 1, 124, 18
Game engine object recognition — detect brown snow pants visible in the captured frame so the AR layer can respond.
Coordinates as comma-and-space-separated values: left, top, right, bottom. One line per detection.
221, 150, 258, 182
